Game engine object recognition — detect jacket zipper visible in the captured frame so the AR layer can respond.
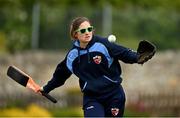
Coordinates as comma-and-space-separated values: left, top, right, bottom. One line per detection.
82, 82, 87, 91
103, 75, 118, 83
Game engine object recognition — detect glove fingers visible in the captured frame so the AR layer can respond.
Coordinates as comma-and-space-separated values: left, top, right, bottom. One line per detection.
138, 51, 155, 64
137, 40, 156, 64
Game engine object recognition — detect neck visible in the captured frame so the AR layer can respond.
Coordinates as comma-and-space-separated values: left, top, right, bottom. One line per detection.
80, 42, 88, 49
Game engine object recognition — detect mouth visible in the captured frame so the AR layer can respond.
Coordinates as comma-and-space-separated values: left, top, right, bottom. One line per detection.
85, 35, 90, 39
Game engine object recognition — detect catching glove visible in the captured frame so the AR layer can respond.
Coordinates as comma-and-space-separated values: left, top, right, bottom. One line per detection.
137, 40, 156, 64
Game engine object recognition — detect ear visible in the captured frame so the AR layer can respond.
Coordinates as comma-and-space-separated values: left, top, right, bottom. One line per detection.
74, 32, 78, 39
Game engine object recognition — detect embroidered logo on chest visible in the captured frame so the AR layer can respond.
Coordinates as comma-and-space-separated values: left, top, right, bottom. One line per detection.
93, 55, 102, 64
111, 108, 119, 116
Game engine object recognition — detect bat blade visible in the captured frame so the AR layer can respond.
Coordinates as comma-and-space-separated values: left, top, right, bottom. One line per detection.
7, 65, 57, 103
7, 66, 29, 87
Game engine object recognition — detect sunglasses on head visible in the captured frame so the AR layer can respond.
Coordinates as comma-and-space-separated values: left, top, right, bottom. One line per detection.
76, 26, 93, 34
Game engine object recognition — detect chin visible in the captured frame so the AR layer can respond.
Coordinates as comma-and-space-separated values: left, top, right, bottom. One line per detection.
86, 36, 92, 41
83, 40, 90, 43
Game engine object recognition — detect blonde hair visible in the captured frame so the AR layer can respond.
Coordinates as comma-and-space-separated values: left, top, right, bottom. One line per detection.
70, 17, 91, 40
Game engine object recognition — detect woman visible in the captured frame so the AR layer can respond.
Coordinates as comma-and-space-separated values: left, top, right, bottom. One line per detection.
39, 17, 150, 117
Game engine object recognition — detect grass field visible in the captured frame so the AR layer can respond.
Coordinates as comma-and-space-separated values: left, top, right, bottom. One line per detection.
0, 104, 151, 117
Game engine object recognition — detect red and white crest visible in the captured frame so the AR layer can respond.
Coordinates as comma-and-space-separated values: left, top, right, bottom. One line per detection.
93, 55, 102, 64
111, 108, 119, 116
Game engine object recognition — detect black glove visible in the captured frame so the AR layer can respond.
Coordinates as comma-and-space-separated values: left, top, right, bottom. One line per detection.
137, 40, 156, 64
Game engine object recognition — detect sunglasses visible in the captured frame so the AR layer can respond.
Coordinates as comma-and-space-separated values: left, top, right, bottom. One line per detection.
75, 26, 93, 34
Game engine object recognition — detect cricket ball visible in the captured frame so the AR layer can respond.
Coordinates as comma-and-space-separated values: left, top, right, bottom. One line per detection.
108, 35, 116, 42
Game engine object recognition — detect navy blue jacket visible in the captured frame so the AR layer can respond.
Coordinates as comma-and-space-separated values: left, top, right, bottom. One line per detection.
43, 35, 138, 94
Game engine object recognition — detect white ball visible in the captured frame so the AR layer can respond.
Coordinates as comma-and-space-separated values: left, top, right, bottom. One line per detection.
108, 35, 116, 42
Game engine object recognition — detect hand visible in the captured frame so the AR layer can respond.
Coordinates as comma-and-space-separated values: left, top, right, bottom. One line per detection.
137, 51, 155, 64
137, 40, 156, 64
36, 86, 44, 95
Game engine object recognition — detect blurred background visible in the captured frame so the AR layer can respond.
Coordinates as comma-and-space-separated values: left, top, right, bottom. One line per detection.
0, 0, 180, 117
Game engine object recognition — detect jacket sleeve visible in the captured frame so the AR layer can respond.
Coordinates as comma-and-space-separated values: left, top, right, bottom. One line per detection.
43, 57, 72, 93
100, 37, 139, 64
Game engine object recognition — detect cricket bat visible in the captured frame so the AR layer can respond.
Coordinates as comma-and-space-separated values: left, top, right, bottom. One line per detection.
7, 65, 57, 103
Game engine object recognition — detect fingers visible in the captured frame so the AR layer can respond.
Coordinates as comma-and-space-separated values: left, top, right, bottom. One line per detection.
137, 51, 155, 64
36, 86, 44, 95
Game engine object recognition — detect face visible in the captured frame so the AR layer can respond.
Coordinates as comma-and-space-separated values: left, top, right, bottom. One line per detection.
75, 21, 93, 46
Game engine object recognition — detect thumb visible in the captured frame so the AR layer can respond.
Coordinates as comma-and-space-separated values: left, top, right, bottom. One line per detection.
36, 86, 44, 95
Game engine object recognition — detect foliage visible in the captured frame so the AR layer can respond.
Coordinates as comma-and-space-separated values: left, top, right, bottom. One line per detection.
50, 106, 83, 117
0, 0, 180, 53
0, 32, 7, 53
0, 104, 52, 117
113, 7, 180, 50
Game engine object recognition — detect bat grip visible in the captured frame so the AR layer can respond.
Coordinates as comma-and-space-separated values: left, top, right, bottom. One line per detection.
41, 91, 57, 103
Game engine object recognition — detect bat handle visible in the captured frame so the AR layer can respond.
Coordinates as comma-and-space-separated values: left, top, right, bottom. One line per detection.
41, 91, 57, 103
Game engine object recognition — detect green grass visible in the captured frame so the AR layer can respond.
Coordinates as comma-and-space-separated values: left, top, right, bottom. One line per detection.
50, 106, 152, 117
124, 109, 150, 117
50, 106, 83, 117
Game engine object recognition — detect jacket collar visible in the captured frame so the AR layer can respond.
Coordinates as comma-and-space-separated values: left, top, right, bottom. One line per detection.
73, 35, 96, 50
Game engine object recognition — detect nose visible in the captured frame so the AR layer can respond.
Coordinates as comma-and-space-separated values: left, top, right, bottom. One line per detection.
84, 32, 90, 35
